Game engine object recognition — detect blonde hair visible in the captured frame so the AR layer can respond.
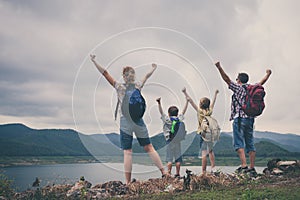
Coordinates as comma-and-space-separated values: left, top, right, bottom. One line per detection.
122, 66, 135, 83
123, 66, 135, 75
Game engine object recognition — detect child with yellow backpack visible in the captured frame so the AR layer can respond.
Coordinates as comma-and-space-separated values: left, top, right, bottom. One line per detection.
182, 88, 220, 174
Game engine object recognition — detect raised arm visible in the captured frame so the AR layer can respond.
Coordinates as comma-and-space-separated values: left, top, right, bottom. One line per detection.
182, 87, 198, 112
215, 62, 231, 85
156, 97, 164, 115
90, 55, 115, 86
259, 69, 272, 85
140, 63, 157, 88
181, 97, 189, 115
210, 90, 219, 110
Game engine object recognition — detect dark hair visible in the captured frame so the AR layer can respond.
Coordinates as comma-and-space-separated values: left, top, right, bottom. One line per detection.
168, 106, 179, 116
238, 73, 249, 83
200, 97, 210, 109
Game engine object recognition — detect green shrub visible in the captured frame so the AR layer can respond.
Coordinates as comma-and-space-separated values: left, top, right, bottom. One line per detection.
0, 173, 15, 198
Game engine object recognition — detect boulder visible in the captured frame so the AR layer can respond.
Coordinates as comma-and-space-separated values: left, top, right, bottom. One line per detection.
263, 159, 300, 176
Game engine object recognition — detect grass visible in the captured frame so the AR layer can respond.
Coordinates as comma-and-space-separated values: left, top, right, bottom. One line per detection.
132, 186, 300, 200
126, 179, 300, 200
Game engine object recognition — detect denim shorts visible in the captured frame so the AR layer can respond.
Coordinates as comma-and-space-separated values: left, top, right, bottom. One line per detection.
166, 140, 183, 163
199, 135, 215, 152
120, 116, 151, 150
232, 117, 255, 153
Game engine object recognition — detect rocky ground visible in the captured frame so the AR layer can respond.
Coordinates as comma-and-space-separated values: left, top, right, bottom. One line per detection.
2, 159, 300, 200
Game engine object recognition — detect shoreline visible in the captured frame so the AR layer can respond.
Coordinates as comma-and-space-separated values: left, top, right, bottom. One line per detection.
0, 155, 281, 168
2, 155, 300, 168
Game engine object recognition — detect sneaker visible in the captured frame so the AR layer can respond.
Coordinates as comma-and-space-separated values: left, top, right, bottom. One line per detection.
131, 178, 136, 183
211, 167, 216, 173
245, 168, 258, 178
162, 173, 171, 178
174, 174, 180, 179
211, 168, 220, 176
235, 166, 249, 174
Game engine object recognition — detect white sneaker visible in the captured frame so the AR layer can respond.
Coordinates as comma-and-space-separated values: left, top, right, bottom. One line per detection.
211, 167, 216, 174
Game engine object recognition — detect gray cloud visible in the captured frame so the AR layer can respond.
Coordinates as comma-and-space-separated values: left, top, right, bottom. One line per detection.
0, 0, 299, 134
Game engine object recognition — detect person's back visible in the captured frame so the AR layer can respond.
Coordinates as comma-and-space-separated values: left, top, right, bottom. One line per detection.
162, 106, 186, 142
182, 88, 219, 174
91, 55, 167, 184
197, 97, 213, 135
156, 98, 188, 177
214, 61, 272, 177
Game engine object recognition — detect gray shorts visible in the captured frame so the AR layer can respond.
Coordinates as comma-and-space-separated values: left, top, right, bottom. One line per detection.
166, 140, 183, 163
120, 116, 151, 150
199, 136, 215, 152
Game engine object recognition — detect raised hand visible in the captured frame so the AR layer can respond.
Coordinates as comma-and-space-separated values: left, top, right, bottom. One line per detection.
266, 69, 272, 75
156, 97, 161, 103
215, 61, 221, 68
90, 54, 96, 62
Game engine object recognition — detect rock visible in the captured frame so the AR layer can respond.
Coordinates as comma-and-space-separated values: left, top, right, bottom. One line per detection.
93, 180, 127, 196
272, 168, 284, 175
264, 159, 300, 176
164, 184, 174, 192
12, 160, 300, 199
267, 158, 281, 170
278, 161, 297, 166
263, 168, 271, 176
66, 179, 92, 198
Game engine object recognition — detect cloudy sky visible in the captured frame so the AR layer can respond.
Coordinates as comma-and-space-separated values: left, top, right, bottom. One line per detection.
1, 0, 299, 135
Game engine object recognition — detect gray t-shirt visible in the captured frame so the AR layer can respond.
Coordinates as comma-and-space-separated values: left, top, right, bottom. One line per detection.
114, 82, 143, 117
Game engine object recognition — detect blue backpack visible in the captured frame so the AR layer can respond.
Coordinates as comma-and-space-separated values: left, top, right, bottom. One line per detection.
121, 84, 146, 122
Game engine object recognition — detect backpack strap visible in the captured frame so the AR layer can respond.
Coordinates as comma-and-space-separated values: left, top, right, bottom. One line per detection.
199, 114, 209, 125
114, 99, 120, 121
114, 83, 127, 121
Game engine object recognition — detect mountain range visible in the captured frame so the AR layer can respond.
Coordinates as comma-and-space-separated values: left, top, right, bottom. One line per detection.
1, 123, 300, 159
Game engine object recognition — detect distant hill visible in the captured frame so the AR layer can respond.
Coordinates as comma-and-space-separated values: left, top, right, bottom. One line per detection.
254, 131, 300, 152
0, 123, 92, 156
1, 123, 300, 159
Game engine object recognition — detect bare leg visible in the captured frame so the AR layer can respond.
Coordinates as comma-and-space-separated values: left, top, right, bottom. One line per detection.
201, 150, 207, 174
249, 151, 256, 169
237, 148, 247, 167
144, 144, 165, 175
209, 150, 215, 170
167, 162, 172, 175
124, 149, 132, 185
175, 162, 181, 176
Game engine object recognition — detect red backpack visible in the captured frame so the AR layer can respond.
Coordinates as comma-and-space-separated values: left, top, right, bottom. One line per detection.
242, 84, 266, 117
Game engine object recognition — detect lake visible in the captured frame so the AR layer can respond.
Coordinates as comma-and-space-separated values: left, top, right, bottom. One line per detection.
1, 163, 265, 192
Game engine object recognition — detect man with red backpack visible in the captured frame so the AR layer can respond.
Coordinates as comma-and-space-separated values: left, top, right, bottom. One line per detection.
214, 61, 272, 177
